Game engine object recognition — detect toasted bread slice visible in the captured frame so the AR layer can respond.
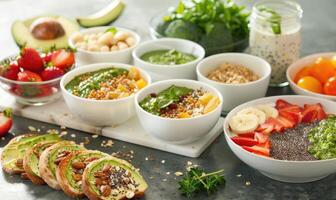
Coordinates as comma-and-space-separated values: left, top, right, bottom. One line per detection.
23, 141, 60, 185
1, 134, 60, 174
39, 141, 85, 190
56, 150, 109, 198
82, 157, 148, 200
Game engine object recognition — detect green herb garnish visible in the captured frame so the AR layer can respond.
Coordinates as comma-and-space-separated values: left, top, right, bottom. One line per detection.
308, 115, 336, 160
105, 27, 118, 35
179, 167, 225, 199
258, 6, 282, 34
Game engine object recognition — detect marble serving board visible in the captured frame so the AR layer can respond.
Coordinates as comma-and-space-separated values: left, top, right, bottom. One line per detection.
0, 89, 224, 157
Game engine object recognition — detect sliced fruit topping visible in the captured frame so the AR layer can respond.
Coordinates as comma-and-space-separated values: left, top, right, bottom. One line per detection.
255, 104, 279, 118
231, 136, 258, 147
242, 145, 270, 157
229, 114, 259, 134
237, 107, 266, 124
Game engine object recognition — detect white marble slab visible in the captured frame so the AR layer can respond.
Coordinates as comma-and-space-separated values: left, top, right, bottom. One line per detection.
0, 89, 223, 157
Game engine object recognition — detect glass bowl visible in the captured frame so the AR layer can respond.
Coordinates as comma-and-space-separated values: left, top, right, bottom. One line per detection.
149, 11, 249, 56
0, 55, 73, 106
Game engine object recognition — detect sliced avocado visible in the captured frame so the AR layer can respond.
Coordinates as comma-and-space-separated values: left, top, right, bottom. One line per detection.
83, 157, 148, 200
1, 134, 61, 174
11, 15, 80, 51
77, 0, 125, 27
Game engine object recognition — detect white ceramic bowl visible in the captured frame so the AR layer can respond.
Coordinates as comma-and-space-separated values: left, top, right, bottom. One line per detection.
287, 52, 336, 101
135, 79, 222, 144
224, 95, 336, 183
60, 63, 151, 126
132, 38, 205, 82
68, 26, 140, 65
197, 53, 271, 112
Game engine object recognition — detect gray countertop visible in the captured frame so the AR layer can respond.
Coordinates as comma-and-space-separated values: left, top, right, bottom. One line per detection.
0, 0, 336, 200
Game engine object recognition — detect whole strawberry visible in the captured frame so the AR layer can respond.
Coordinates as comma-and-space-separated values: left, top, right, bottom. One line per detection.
17, 48, 44, 72
1, 63, 20, 80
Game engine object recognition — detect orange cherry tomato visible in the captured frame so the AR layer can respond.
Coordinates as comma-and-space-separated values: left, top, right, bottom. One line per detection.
297, 76, 323, 93
310, 57, 335, 84
323, 76, 336, 95
294, 66, 313, 83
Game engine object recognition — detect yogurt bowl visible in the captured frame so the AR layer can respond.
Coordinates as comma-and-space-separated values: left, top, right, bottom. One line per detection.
132, 38, 205, 82
135, 79, 222, 144
61, 63, 151, 126
68, 26, 140, 65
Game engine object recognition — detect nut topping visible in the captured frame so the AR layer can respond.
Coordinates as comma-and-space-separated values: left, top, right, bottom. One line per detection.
73, 173, 82, 182
15, 159, 23, 168
72, 161, 86, 170
100, 185, 111, 197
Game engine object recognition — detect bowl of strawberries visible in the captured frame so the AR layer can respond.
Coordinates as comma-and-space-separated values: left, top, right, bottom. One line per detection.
0, 47, 75, 105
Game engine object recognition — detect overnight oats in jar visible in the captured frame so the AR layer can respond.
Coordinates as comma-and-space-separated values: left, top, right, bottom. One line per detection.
249, 0, 303, 87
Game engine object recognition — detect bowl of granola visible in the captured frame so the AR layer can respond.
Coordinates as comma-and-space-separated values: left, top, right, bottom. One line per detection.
135, 79, 222, 144
60, 63, 151, 126
196, 53, 271, 112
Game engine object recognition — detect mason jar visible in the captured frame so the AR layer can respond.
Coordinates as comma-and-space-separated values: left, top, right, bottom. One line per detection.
249, 0, 303, 87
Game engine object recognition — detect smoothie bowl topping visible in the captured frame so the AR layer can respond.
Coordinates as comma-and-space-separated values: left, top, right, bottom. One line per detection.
65, 67, 147, 100
228, 99, 335, 161
139, 85, 220, 119
140, 49, 197, 65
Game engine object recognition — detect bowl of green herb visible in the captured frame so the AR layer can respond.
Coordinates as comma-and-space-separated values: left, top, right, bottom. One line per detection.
149, 0, 250, 56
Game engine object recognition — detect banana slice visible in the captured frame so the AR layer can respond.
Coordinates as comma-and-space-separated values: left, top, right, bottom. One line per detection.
229, 114, 259, 134
255, 104, 279, 118
237, 107, 266, 124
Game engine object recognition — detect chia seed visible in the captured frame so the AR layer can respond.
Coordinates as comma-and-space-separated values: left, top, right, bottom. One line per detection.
269, 122, 319, 161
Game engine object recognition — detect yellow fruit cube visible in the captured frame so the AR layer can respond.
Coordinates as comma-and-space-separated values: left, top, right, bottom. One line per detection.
136, 79, 147, 89
204, 96, 220, 114
117, 84, 128, 92
128, 67, 141, 80
199, 93, 214, 106
178, 112, 191, 118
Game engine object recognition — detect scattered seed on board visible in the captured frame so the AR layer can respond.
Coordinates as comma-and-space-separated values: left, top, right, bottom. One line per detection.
60, 126, 66, 130
236, 174, 242, 177
28, 126, 36, 132
92, 134, 99, 138
174, 172, 183, 176
47, 129, 59, 134
162, 179, 167, 182
71, 134, 76, 138
245, 181, 251, 186
145, 157, 148, 161
166, 172, 170, 175
161, 160, 165, 164
60, 131, 68, 137
1, 137, 5, 141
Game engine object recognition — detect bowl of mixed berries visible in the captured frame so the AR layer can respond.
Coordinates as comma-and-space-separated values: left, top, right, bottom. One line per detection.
0, 47, 75, 105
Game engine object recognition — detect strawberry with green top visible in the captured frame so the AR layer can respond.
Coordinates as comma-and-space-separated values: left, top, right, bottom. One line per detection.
0, 108, 13, 136
17, 48, 44, 72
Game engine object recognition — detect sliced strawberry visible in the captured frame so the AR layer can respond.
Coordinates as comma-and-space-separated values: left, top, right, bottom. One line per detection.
275, 99, 293, 109
51, 50, 75, 70
266, 117, 284, 132
1, 63, 20, 80
302, 103, 327, 123
278, 105, 303, 114
277, 116, 295, 128
41, 67, 64, 81
279, 109, 301, 124
238, 132, 255, 138
231, 136, 258, 147
17, 48, 44, 72
254, 132, 268, 143
256, 123, 274, 134
257, 140, 271, 149
17, 70, 42, 82
0, 108, 13, 136
242, 145, 270, 157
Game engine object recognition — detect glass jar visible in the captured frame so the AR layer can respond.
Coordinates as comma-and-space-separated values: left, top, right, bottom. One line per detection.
249, 0, 303, 87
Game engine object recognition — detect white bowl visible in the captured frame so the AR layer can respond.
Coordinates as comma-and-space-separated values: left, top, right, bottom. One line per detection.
287, 52, 336, 101
68, 26, 140, 65
135, 79, 222, 144
60, 63, 151, 126
224, 95, 336, 183
132, 38, 205, 82
197, 53, 271, 112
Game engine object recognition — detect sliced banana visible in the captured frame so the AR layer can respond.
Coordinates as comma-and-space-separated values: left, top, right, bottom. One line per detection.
229, 114, 259, 134
237, 107, 266, 124
255, 104, 279, 118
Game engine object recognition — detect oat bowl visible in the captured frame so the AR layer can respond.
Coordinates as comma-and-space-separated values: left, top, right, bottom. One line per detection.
197, 53, 271, 112
61, 63, 151, 126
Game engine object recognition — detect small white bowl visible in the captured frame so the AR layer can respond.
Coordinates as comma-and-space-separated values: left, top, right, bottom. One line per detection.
197, 53, 271, 112
287, 52, 336, 101
135, 79, 222, 144
132, 38, 205, 82
60, 63, 151, 126
68, 26, 140, 65
224, 95, 336, 183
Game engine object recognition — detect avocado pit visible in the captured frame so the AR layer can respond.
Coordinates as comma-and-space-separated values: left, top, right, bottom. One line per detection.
30, 18, 65, 40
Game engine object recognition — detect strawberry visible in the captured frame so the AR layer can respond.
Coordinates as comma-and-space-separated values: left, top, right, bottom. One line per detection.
237, 132, 255, 138
275, 99, 293, 110
42, 53, 52, 64
242, 145, 270, 157
17, 48, 44, 72
0, 108, 13, 136
256, 123, 274, 134
17, 71, 42, 82
41, 67, 64, 81
1, 63, 20, 80
231, 136, 258, 147
254, 132, 268, 143
51, 50, 75, 70
302, 103, 327, 123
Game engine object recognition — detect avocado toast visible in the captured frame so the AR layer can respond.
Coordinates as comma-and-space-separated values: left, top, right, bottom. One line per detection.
82, 157, 148, 200
1, 133, 60, 174
23, 140, 61, 184
39, 141, 85, 190
56, 150, 109, 198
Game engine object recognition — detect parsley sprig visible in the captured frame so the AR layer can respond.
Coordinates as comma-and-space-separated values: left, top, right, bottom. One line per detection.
179, 167, 225, 199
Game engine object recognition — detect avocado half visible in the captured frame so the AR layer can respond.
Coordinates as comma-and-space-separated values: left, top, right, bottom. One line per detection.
77, 0, 125, 28
0, 134, 61, 174
56, 150, 109, 198
82, 157, 148, 200
11, 15, 80, 51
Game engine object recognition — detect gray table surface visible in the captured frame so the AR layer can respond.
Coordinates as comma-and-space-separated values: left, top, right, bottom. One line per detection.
0, 0, 336, 200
